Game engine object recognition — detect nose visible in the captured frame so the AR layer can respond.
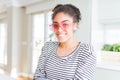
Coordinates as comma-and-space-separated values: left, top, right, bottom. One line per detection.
58, 26, 64, 32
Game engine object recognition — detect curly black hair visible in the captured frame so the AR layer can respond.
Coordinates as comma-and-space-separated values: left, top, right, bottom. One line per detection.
52, 4, 81, 23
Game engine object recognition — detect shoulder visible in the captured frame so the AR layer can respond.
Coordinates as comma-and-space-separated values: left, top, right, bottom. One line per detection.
78, 42, 95, 56
43, 41, 59, 49
80, 42, 94, 52
78, 42, 96, 61
44, 41, 59, 46
41, 41, 59, 53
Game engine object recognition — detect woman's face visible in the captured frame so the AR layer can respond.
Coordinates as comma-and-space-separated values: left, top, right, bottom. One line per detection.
52, 12, 77, 42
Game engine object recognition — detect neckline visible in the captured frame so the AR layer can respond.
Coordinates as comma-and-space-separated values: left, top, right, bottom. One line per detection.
55, 42, 81, 59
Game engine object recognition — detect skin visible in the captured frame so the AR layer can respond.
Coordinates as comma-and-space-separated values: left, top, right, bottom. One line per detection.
53, 12, 79, 57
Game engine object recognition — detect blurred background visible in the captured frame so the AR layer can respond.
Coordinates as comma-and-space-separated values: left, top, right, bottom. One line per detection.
0, 0, 120, 80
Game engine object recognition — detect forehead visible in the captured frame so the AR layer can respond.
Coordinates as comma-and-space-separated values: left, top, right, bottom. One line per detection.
53, 12, 73, 23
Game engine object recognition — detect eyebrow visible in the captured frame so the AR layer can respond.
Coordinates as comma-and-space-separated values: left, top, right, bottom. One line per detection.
53, 20, 70, 23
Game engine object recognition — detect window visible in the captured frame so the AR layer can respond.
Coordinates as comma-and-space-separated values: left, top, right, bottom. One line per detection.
91, 0, 120, 66
0, 18, 7, 72
31, 11, 55, 73
31, 13, 45, 73
103, 23, 120, 44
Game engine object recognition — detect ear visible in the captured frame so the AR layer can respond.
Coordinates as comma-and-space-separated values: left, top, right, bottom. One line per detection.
73, 22, 78, 31
74, 27, 77, 30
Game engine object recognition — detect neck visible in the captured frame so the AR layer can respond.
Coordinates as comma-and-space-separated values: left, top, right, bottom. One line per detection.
59, 39, 78, 49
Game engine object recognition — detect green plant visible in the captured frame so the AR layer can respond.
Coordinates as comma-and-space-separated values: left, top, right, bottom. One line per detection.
112, 43, 120, 52
49, 33, 54, 41
102, 44, 113, 51
102, 43, 120, 52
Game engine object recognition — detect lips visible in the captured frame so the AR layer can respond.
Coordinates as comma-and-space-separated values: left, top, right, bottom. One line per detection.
57, 33, 66, 37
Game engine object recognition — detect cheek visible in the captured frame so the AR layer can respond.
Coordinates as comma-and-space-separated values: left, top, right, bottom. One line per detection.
66, 29, 74, 35
62, 26, 74, 32
68, 27, 74, 32
63, 27, 70, 32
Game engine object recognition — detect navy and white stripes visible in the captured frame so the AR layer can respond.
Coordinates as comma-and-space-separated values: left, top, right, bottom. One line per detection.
33, 41, 96, 80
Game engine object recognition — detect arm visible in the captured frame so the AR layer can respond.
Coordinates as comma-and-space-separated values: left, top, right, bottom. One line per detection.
33, 43, 50, 80
73, 44, 96, 80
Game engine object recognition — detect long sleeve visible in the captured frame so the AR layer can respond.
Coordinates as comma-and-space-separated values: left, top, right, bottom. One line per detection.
73, 44, 96, 80
33, 42, 96, 80
33, 43, 50, 80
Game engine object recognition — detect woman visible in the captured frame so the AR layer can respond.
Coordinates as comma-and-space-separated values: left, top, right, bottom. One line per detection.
33, 4, 96, 80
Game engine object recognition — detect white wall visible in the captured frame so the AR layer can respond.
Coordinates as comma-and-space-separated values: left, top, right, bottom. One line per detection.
98, 0, 120, 22
7, 6, 28, 75
95, 68, 120, 80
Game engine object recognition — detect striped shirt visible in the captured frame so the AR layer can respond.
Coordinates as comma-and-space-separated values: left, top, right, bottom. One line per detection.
33, 41, 96, 80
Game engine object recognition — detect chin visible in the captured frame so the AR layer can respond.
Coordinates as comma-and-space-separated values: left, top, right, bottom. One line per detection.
57, 38, 67, 43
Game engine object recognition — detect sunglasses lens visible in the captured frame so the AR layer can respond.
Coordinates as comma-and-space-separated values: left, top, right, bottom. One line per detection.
50, 22, 73, 32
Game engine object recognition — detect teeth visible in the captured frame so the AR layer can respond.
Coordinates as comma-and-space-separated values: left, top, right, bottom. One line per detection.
58, 33, 66, 36
59, 34, 64, 36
